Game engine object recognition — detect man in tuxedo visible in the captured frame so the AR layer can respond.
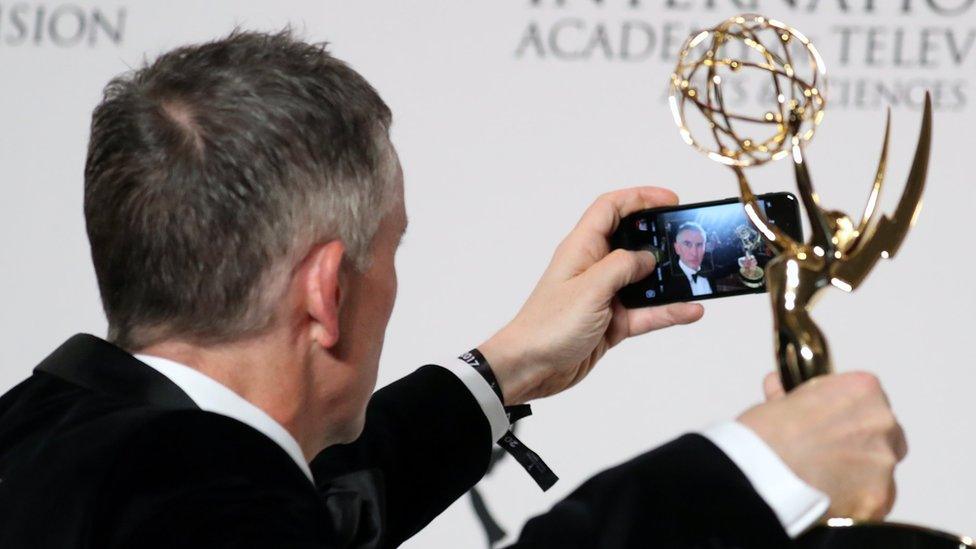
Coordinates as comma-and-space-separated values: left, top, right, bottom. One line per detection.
662, 221, 759, 300
0, 31, 906, 548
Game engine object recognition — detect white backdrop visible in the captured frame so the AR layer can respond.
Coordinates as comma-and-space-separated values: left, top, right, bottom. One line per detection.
1, 1, 974, 546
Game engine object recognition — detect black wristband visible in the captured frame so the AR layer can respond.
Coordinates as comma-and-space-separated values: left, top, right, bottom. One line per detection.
458, 349, 505, 404
459, 349, 559, 491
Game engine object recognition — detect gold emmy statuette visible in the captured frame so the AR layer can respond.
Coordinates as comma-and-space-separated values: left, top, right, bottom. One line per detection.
669, 14, 973, 548
734, 224, 765, 288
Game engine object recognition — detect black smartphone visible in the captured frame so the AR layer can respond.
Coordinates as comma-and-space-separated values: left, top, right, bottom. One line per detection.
612, 192, 803, 308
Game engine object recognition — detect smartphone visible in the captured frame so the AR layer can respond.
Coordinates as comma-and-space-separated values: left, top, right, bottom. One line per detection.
612, 192, 803, 308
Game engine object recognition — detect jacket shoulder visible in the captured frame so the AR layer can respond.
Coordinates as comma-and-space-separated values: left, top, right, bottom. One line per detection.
110, 408, 312, 487
0, 378, 320, 548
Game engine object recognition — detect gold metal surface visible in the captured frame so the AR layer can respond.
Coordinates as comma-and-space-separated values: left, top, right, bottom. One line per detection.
668, 13, 932, 391
668, 14, 967, 546
734, 224, 765, 288
669, 14, 827, 169
801, 520, 976, 548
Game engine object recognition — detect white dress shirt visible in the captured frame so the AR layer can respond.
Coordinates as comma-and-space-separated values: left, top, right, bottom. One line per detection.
702, 422, 830, 537
135, 353, 315, 483
136, 352, 828, 538
678, 260, 714, 296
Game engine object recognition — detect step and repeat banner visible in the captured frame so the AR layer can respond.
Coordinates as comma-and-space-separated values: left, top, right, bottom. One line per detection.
1, 1, 973, 546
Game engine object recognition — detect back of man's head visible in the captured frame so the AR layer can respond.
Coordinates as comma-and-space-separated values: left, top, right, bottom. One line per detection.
84, 30, 396, 351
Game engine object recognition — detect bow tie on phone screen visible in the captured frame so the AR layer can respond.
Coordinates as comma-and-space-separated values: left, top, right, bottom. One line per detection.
691, 273, 701, 283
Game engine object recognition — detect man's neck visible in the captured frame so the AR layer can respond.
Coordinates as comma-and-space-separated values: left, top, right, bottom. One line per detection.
136, 335, 320, 459
679, 260, 700, 275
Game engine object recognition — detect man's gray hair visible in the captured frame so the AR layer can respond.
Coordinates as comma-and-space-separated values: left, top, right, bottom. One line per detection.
84, 30, 397, 350
674, 221, 707, 242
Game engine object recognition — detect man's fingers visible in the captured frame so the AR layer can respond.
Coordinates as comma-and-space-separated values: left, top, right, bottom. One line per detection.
626, 302, 704, 336
582, 249, 656, 300
891, 420, 909, 462
605, 299, 632, 348
574, 187, 679, 238
763, 372, 786, 401
880, 475, 897, 519
549, 187, 678, 279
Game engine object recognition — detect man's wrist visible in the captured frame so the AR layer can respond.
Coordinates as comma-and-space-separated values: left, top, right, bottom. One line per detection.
478, 328, 545, 406
702, 421, 830, 537
446, 347, 561, 491
440, 357, 510, 442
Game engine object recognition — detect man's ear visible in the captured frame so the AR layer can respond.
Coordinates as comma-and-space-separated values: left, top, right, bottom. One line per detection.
305, 241, 346, 349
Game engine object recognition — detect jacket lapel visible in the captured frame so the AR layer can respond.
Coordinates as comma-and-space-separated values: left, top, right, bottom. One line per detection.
34, 334, 197, 410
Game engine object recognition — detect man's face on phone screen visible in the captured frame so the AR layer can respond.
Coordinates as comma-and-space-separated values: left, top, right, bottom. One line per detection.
674, 228, 706, 270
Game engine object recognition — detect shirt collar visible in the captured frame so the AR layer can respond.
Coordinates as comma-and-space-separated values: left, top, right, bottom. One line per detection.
678, 260, 701, 277
134, 353, 314, 483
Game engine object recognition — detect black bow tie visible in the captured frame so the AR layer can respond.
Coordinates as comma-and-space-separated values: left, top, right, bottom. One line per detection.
691, 273, 701, 283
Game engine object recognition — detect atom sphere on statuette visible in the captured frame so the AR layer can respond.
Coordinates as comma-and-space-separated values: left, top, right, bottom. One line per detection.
668, 14, 828, 169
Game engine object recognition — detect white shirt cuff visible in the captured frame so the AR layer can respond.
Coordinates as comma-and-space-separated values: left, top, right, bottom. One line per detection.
701, 420, 830, 538
436, 358, 510, 443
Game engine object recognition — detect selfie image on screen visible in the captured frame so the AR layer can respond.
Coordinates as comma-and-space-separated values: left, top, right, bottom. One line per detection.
624, 202, 775, 305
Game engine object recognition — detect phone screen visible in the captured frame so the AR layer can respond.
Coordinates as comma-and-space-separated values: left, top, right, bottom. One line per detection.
612, 193, 802, 308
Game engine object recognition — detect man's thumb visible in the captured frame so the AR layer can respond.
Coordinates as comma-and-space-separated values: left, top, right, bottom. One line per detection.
584, 250, 656, 296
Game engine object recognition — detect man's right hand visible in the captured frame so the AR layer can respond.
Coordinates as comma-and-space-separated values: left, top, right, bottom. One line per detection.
738, 372, 908, 520
478, 187, 704, 406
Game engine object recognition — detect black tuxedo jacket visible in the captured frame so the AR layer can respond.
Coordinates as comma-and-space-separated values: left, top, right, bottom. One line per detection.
660, 262, 721, 301
0, 335, 790, 548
